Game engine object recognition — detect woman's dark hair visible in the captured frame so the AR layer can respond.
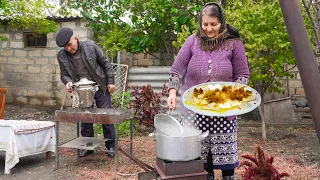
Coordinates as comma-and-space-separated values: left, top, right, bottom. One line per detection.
199, 3, 222, 24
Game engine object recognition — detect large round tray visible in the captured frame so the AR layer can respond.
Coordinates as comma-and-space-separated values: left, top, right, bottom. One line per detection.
182, 82, 261, 117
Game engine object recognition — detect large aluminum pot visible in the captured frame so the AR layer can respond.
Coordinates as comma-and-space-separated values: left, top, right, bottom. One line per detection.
72, 78, 98, 108
154, 113, 183, 136
156, 127, 208, 161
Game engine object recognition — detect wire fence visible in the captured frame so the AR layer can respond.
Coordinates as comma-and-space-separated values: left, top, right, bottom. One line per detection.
123, 65, 311, 126
110, 63, 129, 109
239, 76, 311, 125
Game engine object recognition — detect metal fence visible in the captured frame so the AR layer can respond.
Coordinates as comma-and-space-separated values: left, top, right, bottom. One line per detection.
239, 77, 311, 125
110, 63, 129, 109
125, 66, 311, 125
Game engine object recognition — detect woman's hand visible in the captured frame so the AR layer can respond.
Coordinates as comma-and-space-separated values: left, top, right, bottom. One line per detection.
167, 89, 177, 109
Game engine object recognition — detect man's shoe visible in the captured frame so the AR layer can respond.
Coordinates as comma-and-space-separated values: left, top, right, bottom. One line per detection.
79, 150, 94, 158
107, 148, 115, 158
223, 175, 234, 180
207, 173, 214, 180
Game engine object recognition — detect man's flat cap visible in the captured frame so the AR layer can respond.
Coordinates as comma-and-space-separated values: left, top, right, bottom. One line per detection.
56, 28, 73, 47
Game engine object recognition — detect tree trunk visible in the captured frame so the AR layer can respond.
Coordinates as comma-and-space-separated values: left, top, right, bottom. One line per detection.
259, 97, 267, 140
316, 1, 320, 57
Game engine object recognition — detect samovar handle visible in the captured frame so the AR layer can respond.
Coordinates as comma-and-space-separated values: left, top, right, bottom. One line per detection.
94, 85, 99, 92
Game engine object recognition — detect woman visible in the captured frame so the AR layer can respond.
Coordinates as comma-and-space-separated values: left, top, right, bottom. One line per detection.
167, 3, 250, 180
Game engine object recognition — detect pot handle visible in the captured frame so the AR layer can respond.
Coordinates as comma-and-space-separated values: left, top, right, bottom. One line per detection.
198, 131, 209, 141
148, 132, 157, 140
149, 132, 155, 138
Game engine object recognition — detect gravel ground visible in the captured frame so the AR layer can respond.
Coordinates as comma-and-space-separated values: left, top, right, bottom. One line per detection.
0, 104, 76, 180
0, 104, 319, 180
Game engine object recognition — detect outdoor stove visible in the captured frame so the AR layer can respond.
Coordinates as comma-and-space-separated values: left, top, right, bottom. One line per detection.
148, 113, 208, 179
54, 78, 134, 171
154, 157, 207, 180
138, 157, 207, 180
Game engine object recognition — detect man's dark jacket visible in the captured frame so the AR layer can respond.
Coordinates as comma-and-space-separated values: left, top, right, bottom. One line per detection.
57, 41, 114, 93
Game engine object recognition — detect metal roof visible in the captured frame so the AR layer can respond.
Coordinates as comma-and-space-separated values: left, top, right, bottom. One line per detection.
47, 15, 82, 21
0, 15, 82, 22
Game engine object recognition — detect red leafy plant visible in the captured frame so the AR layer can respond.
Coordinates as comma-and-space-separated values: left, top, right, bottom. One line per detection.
129, 83, 167, 130
238, 144, 289, 180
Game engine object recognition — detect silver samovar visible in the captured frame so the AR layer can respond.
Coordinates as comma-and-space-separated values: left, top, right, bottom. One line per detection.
71, 78, 99, 108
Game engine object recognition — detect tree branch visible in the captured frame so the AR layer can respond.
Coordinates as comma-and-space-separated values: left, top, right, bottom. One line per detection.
283, 64, 297, 72
308, 0, 313, 10
144, 49, 160, 60
302, 0, 319, 55
161, 34, 172, 57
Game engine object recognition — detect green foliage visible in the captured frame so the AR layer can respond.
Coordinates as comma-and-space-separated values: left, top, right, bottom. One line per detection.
0, 36, 8, 41
0, 0, 57, 37
0, 0, 7, 40
118, 119, 139, 137
95, 91, 133, 138
122, 91, 131, 109
94, 120, 138, 138
63, 0, 296, 97
174, 1, 295, 97
172, 18, 198, 48
98, 24, 133, 58
0, 0, 7, 10
117, 91, 136, 137
225, 0, 295, 96
299, 0, 320, 56
64, 0, 205, 59
111, 91, 131, 109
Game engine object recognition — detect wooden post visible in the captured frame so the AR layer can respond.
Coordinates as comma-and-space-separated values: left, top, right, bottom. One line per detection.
279, 0, 320, 143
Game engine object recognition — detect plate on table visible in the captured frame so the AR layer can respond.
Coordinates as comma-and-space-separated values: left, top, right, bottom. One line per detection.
182, 82, 261, 117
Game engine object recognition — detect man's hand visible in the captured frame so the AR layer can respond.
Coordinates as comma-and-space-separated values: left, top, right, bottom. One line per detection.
65, 82, 73, 93
167, 89, 177, 109
107, 84, 116, 93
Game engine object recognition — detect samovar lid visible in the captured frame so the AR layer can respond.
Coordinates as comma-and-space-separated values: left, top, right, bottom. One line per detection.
73, 78, 96, 86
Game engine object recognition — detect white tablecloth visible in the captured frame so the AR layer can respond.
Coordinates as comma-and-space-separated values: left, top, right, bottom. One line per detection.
0, 120, 56, 174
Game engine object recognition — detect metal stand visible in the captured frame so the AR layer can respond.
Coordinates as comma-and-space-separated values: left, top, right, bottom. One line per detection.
54, 108, 133, 171
154, 157, 207, 180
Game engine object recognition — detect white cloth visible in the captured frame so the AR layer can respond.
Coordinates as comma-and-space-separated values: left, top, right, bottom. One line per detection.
0, 120, 55, 134
0, 120, 56, 174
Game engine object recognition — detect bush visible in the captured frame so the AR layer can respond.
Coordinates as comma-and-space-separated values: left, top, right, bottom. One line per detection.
238, 144, 289, 180
94, 91, 132, 138
129, 83, 167, 133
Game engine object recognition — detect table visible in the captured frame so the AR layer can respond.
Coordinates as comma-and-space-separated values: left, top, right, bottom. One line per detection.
54, 108, 134, 171
0, 120, 56, 174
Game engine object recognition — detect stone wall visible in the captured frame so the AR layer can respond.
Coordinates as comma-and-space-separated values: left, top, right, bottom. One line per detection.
122, 52, 175, 67
0, 18, 94, 106
285, 64, 305, 96
0, 18, 306, 107
262, 64, 305, 102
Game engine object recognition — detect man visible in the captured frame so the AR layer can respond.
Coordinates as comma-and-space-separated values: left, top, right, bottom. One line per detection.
56, 27, 116, 158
